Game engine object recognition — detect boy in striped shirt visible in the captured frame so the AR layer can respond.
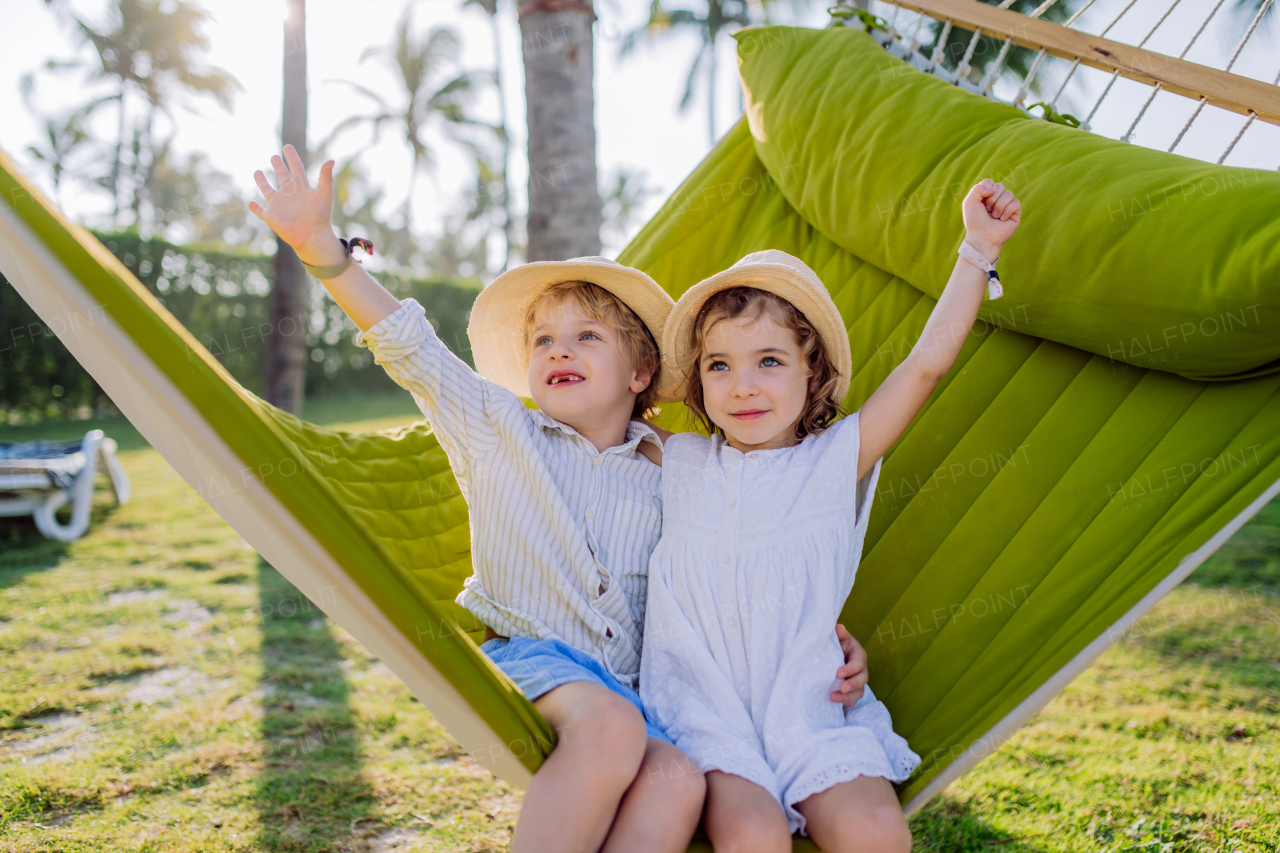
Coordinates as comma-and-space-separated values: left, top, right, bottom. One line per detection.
250, 146, 870, 853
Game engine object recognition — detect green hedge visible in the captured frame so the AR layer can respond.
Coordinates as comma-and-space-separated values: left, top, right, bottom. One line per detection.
1, 232, 480, 422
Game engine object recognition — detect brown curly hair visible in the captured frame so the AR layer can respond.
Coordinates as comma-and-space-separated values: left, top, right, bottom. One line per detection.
524, 280, 662, 418
682, 286, 843, 441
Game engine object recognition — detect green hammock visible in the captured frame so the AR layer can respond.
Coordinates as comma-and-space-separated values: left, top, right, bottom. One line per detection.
2, 23, 1277, 847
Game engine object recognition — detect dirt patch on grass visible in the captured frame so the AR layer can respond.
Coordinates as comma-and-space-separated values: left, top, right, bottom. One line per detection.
0, 712, 95, 765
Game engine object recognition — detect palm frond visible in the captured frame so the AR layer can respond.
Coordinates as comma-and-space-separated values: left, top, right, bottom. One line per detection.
678, 45, 708, 112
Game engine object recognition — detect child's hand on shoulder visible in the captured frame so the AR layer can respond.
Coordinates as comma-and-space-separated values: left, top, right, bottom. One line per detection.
248, 145, 341, 264
962, 178, 1021, 263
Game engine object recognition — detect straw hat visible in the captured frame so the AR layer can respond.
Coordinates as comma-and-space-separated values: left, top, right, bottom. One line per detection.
468, 257, 677, 400
662, 250, 852, 402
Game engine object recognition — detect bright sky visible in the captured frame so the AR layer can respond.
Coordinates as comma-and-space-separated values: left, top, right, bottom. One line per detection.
2, 0, 1276, 269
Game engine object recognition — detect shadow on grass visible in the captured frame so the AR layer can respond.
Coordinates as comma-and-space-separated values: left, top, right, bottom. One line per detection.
254, 557, 378, 850
0, 516, 70, 579
0, 496, 123, 584
909, 795, 1049, 852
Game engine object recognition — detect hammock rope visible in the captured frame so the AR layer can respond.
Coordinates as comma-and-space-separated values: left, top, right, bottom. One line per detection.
1168, 0, 1275, 153
1082, 0, 1185, 131
867, 0, 1279, 165
927, 18, 954, 73
1044, 0, 1142, 112
1010, 0, 1100, 104
952, 0, 1018, 83
1217, 62, 1279, 165
969, 0, 1061, 96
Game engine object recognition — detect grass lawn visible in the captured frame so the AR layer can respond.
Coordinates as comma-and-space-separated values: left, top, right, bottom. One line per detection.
1, 396, 1277, 852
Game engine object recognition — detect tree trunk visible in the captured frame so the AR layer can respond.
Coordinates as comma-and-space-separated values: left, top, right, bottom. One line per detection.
518, 1, 601, 261
266, 0, 310, 415
403, 160, 417, 233
112, 90, 126, 227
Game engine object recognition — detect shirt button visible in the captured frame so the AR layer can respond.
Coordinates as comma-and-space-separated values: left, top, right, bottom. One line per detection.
728, 498, 737, 508
585, 508, 595, 520
721, 555, 730, 565
593, 456, 603, 466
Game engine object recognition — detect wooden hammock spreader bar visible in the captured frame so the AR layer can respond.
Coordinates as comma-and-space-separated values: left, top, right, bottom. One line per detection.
890, 0, 1280, 125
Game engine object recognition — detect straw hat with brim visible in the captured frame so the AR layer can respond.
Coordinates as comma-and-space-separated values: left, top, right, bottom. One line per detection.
662, 250, 852, 403
468, 257, 677, 400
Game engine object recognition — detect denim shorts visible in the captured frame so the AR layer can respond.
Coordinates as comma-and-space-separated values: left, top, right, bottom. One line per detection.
480, 636, 671, 743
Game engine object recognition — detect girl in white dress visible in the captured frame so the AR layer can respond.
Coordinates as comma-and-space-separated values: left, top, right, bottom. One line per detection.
640, 180, 1022, 852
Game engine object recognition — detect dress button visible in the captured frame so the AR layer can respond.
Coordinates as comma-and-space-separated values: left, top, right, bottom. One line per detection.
593, 456, 602, 466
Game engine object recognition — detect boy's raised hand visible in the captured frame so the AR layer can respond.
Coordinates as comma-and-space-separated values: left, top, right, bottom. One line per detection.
248, 145, 341, 264
962, 178, 1021, 261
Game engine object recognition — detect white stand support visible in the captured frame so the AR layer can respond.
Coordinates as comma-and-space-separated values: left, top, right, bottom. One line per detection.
0, 429, 131, 541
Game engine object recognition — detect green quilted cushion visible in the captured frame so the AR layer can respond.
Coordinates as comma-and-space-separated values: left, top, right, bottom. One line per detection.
261, 410, 484, 638
733, 25, 1280, 381
620, 113, 1280, 805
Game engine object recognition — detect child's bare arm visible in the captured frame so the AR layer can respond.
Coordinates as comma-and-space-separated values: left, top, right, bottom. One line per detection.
856, 179, 1022, 480
250, 145, 517, 470
248, 145, 401, 331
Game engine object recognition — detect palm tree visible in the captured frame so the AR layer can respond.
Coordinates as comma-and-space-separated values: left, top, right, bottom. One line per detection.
519, 1, 602, 261
1235, 0, 1276, 23
41, 0, 238, 227
266, 0, 311, 415
600, 167, 659, 253
323, 8, 489, 234
24, 114, 91, 209
328, 158, 412, 265
19, 77, 93, 209
619, 0, 752, 147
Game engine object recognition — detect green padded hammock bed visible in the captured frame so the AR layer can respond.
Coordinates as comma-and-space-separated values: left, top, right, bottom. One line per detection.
3, 23, 1278, 840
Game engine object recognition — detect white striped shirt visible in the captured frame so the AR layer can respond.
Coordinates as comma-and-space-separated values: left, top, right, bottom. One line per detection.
356, 298, 663, 686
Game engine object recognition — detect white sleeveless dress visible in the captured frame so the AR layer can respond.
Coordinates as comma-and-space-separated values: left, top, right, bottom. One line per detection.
638, 413, 920, 835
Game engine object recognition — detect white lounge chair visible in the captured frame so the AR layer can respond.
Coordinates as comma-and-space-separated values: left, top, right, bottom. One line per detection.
0, 429, 130, 541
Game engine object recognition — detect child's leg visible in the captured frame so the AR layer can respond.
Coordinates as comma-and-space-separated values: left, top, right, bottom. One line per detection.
601, 737, 705, 853
793, 775, 910, 853
704, 770, 792, 853
512, 681, 649, 853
